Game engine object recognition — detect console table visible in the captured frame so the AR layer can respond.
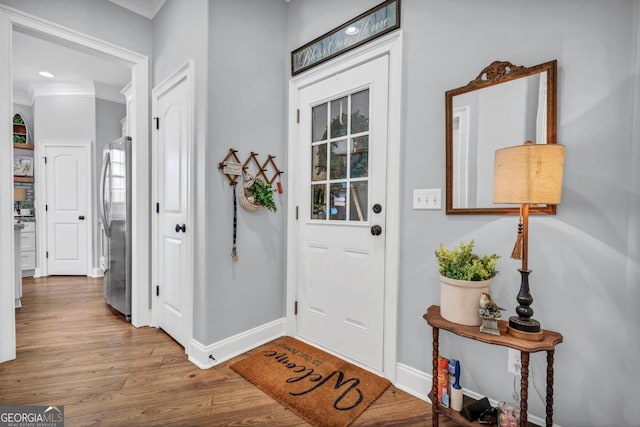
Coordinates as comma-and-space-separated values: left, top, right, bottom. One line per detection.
424, 305, 562, 427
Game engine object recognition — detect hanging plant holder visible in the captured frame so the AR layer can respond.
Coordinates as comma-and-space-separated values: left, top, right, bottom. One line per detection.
238, 173, 266, 212
218, 148, 283, 261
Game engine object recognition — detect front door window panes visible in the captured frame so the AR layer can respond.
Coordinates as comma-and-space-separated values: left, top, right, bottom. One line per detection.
309, 89, 370, 222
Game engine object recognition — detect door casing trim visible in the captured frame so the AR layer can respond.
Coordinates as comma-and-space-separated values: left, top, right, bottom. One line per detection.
286, 30, 403, 382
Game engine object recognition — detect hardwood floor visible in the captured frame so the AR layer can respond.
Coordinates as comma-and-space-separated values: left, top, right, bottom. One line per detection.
0, 276, 460, 426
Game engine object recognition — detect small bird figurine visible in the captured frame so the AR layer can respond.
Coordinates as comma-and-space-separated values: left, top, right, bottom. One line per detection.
479, 292, 505, 314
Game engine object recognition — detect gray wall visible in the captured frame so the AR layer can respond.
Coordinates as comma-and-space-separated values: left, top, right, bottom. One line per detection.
287, 1, 640, 425
205, 0, 287, 343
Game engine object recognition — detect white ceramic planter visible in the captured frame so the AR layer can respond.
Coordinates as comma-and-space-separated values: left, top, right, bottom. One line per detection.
440, 276, 490, 326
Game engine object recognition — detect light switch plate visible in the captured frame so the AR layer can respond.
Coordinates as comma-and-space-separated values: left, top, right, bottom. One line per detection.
413, 188, 441, 210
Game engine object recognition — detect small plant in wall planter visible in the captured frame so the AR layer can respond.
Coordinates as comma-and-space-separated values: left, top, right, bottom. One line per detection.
248, 180, 277, 212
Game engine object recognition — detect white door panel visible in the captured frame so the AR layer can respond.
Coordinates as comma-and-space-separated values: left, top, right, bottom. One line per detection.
296, 55, 389, 371
153, 63, 193, 349
45, 145, 89, 275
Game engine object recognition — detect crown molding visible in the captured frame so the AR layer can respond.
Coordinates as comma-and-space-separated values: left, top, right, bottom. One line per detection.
25, 81, 125, 104
96, 82, 126, 104
109, 0, 167, 19
29, 80, 94, 97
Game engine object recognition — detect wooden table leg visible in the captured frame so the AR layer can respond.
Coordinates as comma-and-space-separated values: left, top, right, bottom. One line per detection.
519, 351, 529, 427
546, 350, 555, 427
432, 326, 439, 427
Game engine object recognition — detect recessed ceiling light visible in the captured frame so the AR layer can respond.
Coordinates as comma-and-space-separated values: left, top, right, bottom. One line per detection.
38, 71, 54, 78
345, 26, 359, 35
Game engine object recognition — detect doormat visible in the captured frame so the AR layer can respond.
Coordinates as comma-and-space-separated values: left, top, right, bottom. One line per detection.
230, 337, 391, 427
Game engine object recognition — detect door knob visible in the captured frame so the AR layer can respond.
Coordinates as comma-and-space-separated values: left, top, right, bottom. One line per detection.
175, 224, 186, 233
370, 225, 382, 236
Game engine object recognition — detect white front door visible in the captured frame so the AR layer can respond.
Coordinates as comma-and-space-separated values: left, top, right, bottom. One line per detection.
45, 144, 89, 275
295, 55, 389, 372
152, 62, 193, 349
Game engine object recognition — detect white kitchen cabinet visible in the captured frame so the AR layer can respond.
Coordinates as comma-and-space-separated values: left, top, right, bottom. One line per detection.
20, 220, 36, 274
14, 223, 24, 307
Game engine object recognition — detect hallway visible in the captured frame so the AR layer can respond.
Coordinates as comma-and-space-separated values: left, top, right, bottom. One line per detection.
0, 276, 442, 426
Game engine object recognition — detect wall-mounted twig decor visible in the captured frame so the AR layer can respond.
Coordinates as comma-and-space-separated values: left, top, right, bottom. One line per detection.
218, 148, 285, 262
218, 148, 243, 185
218, 148, 284, 186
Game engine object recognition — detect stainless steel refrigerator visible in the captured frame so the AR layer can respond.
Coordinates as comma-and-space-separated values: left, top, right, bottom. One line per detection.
100, 137, 132, 321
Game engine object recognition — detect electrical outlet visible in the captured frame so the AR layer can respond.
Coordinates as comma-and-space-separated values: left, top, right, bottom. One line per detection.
507, 348, 521, 375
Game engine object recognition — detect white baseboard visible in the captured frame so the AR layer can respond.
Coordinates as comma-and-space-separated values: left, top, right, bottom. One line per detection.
394, 363, 558, 427
89, 267, 104, 278
395, 363, 432, 402
188, 317, 286, 369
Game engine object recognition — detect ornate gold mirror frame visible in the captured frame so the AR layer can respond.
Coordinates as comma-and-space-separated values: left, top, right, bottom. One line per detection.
445, 60, 557, 215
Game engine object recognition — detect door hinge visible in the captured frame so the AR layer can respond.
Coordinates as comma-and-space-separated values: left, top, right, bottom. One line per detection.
43, 156, 47, 164
46, 251, 49, 259
154, 117, 160, 130
156, 285, 160, 297
45, 204, 48, 212
295, 206, 299, 220
294, 301, 298, 315
296, 109, 300, 124
156, 202, 159, 213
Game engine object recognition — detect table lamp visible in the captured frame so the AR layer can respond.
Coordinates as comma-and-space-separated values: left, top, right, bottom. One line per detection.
14, 188, 27, 215
494, 141, 565, 340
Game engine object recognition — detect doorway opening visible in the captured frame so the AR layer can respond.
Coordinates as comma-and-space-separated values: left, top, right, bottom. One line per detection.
0, 6, 150, 364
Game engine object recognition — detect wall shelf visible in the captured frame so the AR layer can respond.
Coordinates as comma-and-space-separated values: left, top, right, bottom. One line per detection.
14, 143, 34, 150
424, 305, 562, 427
14, 176, 34, 183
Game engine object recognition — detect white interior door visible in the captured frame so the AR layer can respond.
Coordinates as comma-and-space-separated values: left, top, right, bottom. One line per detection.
45, 144, 89, 275
296, 55, 389, 372
152, 62, 193, 349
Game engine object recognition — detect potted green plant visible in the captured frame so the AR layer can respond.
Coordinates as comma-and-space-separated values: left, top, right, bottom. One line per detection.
19, 199, 33, 216
247, 179, 277, 213
435, 240, 499, 326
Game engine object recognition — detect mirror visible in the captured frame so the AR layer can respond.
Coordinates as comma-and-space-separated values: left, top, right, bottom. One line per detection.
445, 60, 557, 215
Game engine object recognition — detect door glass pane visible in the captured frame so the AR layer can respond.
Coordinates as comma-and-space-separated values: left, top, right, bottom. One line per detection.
330, 97, 348, 138
329, 183, 347, 221
350, 136, 368, 178
349, 181, 368, 221
351, 89, 369, 134
312, 143, 327, 181
309, 87, 370, 223
330, 140, 347, 180
312, 103, 328, 142
311, 184, 327, 219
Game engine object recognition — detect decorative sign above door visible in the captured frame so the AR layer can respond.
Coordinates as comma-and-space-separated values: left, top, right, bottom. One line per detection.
291, 0, 400, 76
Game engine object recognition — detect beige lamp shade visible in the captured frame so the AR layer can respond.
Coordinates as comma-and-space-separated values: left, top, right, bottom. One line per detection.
494, 141, 565, 204
14, 188, 27, 202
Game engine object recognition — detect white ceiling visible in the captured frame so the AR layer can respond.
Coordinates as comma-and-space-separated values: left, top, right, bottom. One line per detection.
12, 28, 132, 105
